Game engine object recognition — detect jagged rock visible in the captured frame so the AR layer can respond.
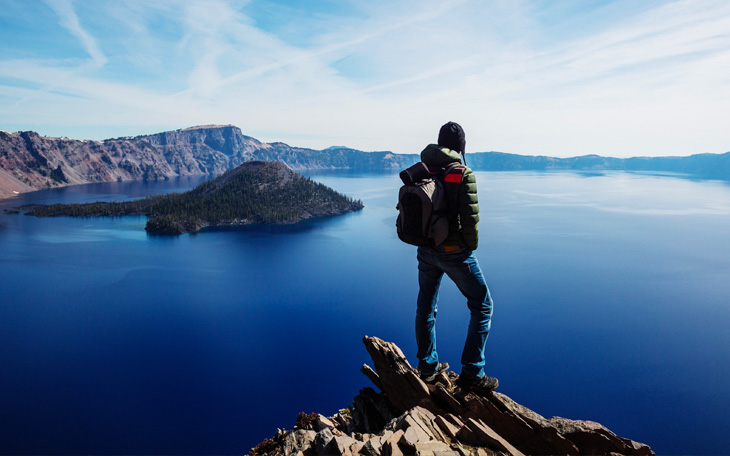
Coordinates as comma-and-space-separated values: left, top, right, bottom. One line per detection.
456, 418, 525, 456
313, 428, 334, 454
382, 429, 405, 456
489, 392, 581, 453
249, 336, 654, 456
451, 444, 475, 456
473, 449, 494, 456
362, 336, 580, 455
334, 411, 357, 435
351, 387, 399, 434
359, 440, 379, 456
349, 440, 366, 455
413, 441, 460, 456
361, 364, 384, 391
548, 417, 654, 456
433, 414, 464, 440
312, 415, 336, 433
389, 406, 450, 444
432, 384, 462, 413
363, 336, 432, 413
456, 391, 580, 455
361, 431, 392, 456
400, 424, 429, 450
281, 430, 316, 456
325, 435, 360, 456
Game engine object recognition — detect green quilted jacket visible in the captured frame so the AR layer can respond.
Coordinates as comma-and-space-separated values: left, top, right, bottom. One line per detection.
420, 144, 479, 251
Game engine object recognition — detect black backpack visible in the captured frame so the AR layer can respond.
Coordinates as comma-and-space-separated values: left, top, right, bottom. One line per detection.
396, 162, 464, 247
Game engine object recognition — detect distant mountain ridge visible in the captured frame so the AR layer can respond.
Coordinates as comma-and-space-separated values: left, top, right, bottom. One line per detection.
466, 151, 730, 177
1, 125, 728, 198
0, 125, 414, 198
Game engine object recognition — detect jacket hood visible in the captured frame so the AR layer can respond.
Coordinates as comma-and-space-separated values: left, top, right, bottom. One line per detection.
420, 143, 463, 167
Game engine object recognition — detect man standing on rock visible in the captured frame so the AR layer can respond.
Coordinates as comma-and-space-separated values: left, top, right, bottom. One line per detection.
415, 121, 498, 395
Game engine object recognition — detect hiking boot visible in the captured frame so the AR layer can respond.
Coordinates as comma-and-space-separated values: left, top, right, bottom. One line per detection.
418, 362, 449, 383
456, 372, 499, 395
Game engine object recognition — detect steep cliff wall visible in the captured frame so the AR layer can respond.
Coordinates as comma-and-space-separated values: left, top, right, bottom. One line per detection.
0, 126, 416, 199
0, 126, 258, 198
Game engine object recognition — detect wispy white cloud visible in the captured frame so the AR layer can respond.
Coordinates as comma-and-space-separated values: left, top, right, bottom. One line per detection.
42, 0, 108, 67
1, 0, 729, 157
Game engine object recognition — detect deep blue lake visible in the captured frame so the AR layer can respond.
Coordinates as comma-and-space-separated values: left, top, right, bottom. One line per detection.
1, 170, 729, 455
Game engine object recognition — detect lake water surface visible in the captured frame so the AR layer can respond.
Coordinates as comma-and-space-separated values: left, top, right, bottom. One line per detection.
1, 171, 729, 455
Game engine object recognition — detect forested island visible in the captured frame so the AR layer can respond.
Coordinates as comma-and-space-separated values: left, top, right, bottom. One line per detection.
13, 161, 363, 234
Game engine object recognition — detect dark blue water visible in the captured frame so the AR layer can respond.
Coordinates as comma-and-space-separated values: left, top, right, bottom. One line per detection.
1, 171, 729, 455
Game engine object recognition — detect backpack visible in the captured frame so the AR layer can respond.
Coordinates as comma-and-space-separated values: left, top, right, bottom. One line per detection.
396, 161, 465, 247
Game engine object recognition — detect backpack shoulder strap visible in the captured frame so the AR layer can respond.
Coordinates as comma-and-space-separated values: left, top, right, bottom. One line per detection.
442, 162, 466, 182
425, 162, 465, 180
441, 162, 465, 216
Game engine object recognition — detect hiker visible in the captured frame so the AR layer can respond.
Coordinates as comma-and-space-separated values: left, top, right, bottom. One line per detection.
414, 121, 498, 395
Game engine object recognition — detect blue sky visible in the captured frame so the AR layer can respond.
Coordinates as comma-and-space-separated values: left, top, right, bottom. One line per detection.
1, 0, 729, 157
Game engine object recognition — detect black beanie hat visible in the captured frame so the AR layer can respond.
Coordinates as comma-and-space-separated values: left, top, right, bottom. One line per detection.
437, 121, 466, 153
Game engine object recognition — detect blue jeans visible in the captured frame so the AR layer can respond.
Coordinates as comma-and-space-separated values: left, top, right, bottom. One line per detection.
416, 247, 493, 378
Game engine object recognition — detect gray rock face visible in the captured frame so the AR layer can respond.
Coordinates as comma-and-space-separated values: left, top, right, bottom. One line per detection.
249, 336, 654, 456
281, 430, 316, 456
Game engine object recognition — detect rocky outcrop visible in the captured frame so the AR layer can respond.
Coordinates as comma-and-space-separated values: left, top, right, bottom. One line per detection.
250, 337, 653, 456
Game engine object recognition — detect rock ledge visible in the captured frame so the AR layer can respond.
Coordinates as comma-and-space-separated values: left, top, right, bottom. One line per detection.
250, 336, 653, 456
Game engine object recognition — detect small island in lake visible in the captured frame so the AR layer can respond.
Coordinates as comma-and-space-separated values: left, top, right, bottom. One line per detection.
13, 161, 364, 234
